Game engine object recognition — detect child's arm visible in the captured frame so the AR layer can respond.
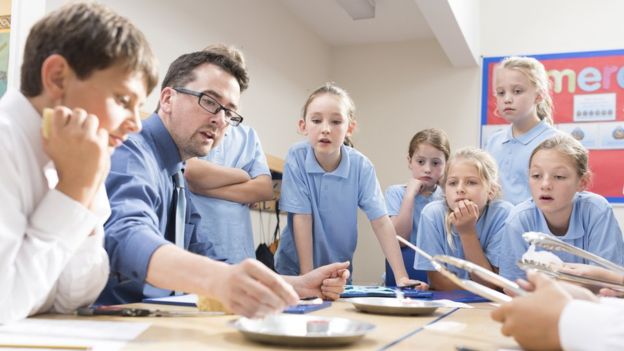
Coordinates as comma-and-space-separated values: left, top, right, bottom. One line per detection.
293, 213, 314, 274
427, 271, 463, 291
371, 215, 427, 289
283, 261, 350, 300
452, 200, 496, 288
185, 158, 250, 192
560, 263, 624, 284
185, 158, 274, 204
196, 175, 273, 204
414, 205, 460, 290
390, 179, 423, 241
0, 108, 109, 322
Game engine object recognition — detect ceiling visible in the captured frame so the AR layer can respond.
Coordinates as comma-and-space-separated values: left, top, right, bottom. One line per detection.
278, 0, 434, 46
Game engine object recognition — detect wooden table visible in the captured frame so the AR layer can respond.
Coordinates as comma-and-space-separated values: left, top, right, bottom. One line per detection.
38, 300, 518, 350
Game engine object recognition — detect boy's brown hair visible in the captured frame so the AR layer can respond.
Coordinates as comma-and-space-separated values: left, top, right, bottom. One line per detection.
21, 1, 158, 97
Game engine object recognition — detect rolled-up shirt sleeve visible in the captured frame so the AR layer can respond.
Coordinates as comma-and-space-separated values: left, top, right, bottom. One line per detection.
104, 144, 170, 285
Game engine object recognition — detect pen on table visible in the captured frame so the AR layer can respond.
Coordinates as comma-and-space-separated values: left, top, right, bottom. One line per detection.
455, 346, 480, 351
0, 344, 92, 350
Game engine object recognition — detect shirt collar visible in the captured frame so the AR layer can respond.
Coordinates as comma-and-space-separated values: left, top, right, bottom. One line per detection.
140, 113, 184, 176
1, 89, 51, 170
304, 143, 351, 178
503, 120, 551, 145
416, 185, 443, 204
536, 194, 584, 240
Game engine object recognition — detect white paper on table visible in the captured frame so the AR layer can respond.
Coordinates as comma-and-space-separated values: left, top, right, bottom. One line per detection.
430, 299, 473, 309
424, 321, 467, 333
0, 319, 150, 351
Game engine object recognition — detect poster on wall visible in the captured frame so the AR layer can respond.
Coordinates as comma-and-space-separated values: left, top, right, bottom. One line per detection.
480, 49, 624, 203
0, 14, 10, 97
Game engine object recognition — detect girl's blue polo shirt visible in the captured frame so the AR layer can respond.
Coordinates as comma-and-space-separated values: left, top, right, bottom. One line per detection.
499, 191, 624, 281
274, 141, 387, 276
485, 121, 559, 205
413, 199, 513, 279
385, 184, 444, 244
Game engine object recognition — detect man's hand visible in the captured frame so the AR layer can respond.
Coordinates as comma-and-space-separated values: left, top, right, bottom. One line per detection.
43, 107, 109, 207
287, 261, 350, 300
491, 271, 580, 350
209, 259, 299, 318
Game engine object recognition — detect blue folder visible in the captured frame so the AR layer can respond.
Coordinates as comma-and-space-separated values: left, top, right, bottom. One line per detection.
427, 290, 490, 303
339, 286, 489, 303
283, 301, 332, 314
340, 285, 433, 298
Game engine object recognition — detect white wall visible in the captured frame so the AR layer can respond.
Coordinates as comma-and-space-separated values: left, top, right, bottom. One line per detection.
96, 0, 330, 158
480, 0, 624, 57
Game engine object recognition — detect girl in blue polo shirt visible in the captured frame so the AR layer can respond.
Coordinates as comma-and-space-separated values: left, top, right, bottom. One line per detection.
385, 128, 450, 245
386, 128, 451, 244
274, 82, 425, 289
485, 56, 559, 205
499, 134, 624, 281
414, 147, 513, 290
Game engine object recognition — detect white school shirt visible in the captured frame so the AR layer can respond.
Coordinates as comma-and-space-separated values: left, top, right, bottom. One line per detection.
0, 89, 109, 323
414, 199, 513, 278
485, 121, 559, 205
385, 184, 444, 244
560, 298, 624, 351
499, 192, 624, 282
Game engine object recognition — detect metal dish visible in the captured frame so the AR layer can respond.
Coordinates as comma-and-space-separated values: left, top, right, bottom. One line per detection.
350, 297, 441, 316
230, 314, 375, 347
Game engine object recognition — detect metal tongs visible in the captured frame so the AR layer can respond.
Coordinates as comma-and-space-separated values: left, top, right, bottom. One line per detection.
397, 236, 525, 303
522, 232, 624, 274
519, 232, 624, 291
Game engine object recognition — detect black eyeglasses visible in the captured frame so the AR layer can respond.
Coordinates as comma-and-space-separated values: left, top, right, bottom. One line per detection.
173, 87, 244, 126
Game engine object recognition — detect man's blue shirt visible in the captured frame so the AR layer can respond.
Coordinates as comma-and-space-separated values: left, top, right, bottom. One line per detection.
97, 114, 217, 304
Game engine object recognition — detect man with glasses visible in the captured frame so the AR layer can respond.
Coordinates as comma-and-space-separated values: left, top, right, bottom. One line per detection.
183, 45, 274, 265
98, 48, 349, 317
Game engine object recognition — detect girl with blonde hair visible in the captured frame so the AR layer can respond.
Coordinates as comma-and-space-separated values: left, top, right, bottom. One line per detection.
414, 147, 513, 290
486, 56, 560, 205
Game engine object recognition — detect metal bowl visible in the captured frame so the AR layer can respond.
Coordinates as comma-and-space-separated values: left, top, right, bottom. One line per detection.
230, 314, 375, 347
350, 297, 441, 316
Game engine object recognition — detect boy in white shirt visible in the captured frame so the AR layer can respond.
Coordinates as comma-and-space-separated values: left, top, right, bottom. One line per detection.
0, 2, 158, 323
